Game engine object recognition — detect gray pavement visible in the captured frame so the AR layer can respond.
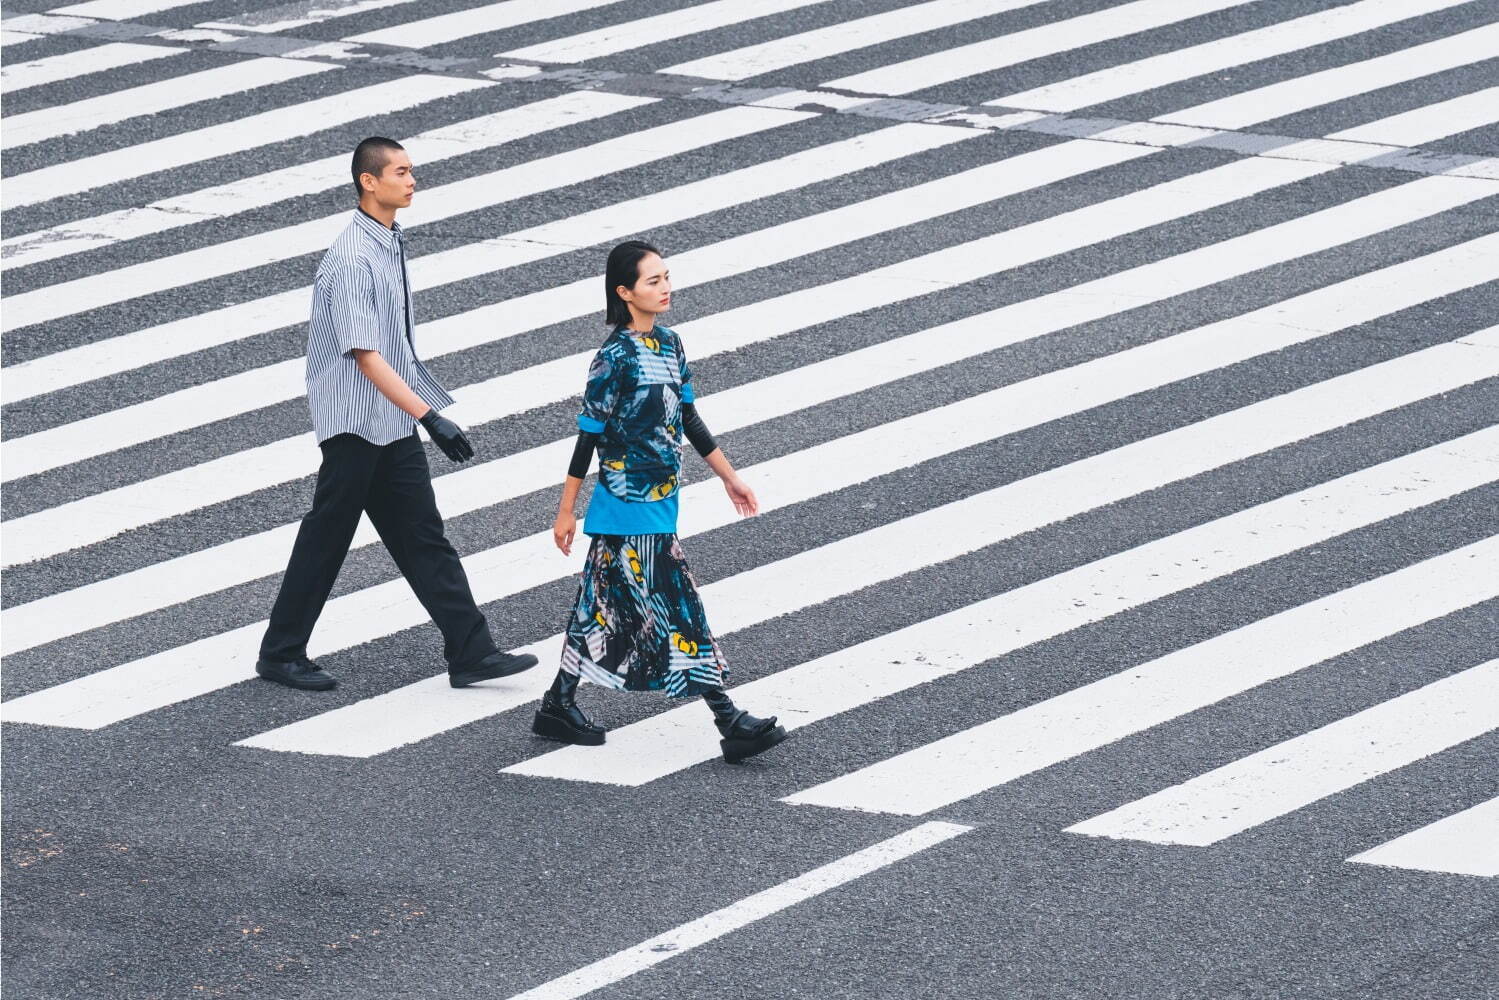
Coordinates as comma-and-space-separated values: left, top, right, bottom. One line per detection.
3, 2, 1497, 998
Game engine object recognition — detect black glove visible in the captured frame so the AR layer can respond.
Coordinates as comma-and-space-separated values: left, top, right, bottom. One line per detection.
419, 408, 474, 462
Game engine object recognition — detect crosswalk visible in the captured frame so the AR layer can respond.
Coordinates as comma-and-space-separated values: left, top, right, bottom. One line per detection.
1065, 658, 1499, 846
0, 39, 185, 93
3, 0, 1496, 892
985, 0, 1477, 112
0, 88, 637, 271
1, 55, 336, 150
1, 71, 494, 212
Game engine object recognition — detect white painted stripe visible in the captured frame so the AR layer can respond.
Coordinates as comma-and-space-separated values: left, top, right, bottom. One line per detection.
5, 233, 1487, 667
8, 163, 1489, 567
347, 0, 631, 49
0, 14, 97, 37
776, 534, 1499, 815
9, 28, 1470, 364
1159, 22, 1499, 130
199, 0, 426, 34
508, 336, 1499, 787
0, 71, 489, 212
0, 122, 979, 463
152, 27, 244, 42
503, 0, 836, 64
0, 151, 1326, 550
984, 0, 1478, 113
11, 296, 1490, 736
663, 0, 1051, 82
1254, 93, 1499, 171
52, 0, 214, 18
0, 56, 334, 149
0, 89, 646, 273
748, 88, 890, 112
0, 40, 185, 92
1094, 83, 1499, 157
1326, 85, 1499, 147
0, 142, 1145, 638
783, 447, 1499, 815
825, 0, 1255, 96
0, 30, 45, 44
0, 103, 814, 335
3, 371, 1012, 731
502, 821, 971, 1000
411, 164, 1477, 434
245, 421, 1499, 759
1067, 660, 1499, 846
3, 129, 1117, 481
272, 419, 1499, 758
237, 282, 1499, 758
1350, 797, 1499, 877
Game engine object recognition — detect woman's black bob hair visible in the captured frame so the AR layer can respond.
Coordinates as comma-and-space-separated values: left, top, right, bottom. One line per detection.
605, 239, 662, 328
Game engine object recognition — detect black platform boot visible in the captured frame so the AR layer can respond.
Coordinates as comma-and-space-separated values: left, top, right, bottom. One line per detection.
702, 688, 788, 764
531, 669, 606, 746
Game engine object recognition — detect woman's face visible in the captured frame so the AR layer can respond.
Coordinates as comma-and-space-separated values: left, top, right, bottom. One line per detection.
621, 253, 671, 317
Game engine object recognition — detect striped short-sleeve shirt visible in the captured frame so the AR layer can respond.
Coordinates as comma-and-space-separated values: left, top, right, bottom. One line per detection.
305, 210, 455, 445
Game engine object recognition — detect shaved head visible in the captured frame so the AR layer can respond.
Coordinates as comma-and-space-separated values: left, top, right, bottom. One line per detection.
352, 136, 405, 198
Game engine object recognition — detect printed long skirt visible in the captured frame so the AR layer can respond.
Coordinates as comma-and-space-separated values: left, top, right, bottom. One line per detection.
560, 533, 730, 697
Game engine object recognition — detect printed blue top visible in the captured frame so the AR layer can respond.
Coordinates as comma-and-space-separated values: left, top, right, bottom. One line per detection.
578, 323, 696, 536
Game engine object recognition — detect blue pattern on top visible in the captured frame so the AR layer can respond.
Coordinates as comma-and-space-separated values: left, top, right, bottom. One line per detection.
577, 324, 694, 511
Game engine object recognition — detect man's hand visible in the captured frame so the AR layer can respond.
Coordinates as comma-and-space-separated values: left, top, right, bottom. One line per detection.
419, 408, 474, 462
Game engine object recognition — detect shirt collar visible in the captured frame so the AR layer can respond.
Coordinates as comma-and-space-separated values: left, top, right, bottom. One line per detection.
354, 207, 402, 249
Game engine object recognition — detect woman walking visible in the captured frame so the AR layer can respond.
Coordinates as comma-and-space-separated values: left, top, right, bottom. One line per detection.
534, 240, 787, 764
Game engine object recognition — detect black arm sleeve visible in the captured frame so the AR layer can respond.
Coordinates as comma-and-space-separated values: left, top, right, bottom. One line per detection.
568, 430, 599, 479
681, 402, 717, 458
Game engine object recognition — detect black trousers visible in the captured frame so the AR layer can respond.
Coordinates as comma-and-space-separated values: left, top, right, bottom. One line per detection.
259, 431, 497, 670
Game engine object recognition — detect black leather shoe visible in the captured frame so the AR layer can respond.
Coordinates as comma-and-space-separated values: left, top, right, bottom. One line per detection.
256, 656, 337, 691
449, 650, 539, 689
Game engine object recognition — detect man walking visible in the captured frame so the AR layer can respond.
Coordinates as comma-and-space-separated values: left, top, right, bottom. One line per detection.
255, 136, 536, 692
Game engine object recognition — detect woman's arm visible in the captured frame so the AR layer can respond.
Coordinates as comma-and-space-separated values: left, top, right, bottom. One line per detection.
553, 474, 585, 556
683, 402, 758, 517
558, 347, 621, 554
680, 401, 717, 459
553, 431, 598, 555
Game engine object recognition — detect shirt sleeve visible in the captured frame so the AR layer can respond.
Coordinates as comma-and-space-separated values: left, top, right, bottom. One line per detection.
578, 348, 624, 434
676, 331, 695, 404
323, 260, 383, 357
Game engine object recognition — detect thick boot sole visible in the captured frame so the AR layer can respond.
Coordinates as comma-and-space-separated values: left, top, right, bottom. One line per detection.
532, 710, 605, 746
720, 724, 788, 764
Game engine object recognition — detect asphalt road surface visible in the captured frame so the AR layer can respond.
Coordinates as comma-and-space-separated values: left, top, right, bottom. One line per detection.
2, 1, 1497, 997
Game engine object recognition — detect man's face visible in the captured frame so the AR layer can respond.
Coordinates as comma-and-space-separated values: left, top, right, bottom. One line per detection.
362, 149, 415, 209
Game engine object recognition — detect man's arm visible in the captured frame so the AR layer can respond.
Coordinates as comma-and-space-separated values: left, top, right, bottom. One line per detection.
352, 348, 431, 419
353, 349, 473, 462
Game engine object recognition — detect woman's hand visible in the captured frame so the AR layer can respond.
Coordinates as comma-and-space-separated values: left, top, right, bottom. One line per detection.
723, 475, 759, 517
553, 510, 577, 555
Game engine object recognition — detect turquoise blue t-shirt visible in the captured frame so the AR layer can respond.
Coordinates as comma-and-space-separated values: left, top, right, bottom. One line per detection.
582, 480, 680, 535
578, 324, 696, 537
